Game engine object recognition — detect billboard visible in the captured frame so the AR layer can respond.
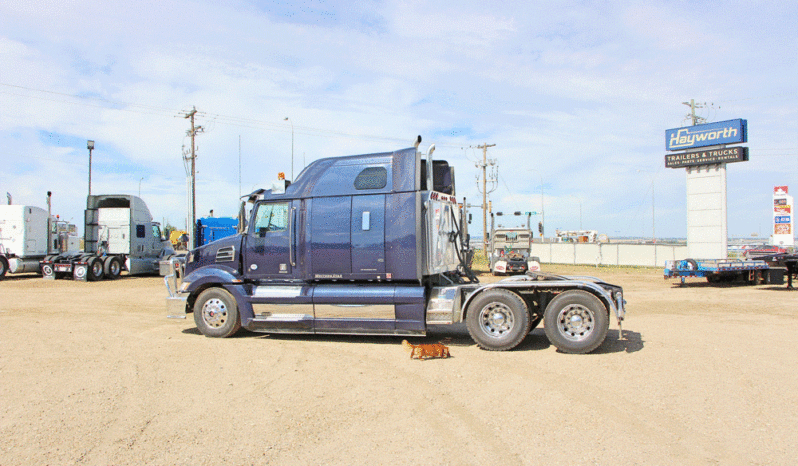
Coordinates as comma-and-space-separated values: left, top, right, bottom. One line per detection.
665, 146, 748, 168
665, 119, 748, 151
773, 186, 794, 246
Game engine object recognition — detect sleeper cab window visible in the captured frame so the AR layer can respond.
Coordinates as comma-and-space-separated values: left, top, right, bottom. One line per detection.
253, 202, 289, 235
354, 166, 387, 190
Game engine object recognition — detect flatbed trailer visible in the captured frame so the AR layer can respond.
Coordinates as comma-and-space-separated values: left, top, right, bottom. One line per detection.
748, 253, 798, 288
663, 258, 779, 285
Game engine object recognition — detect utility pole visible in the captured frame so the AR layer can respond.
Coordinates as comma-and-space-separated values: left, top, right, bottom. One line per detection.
476, 143, 497, 258
182, 107, 203, 250
239, 135, 242, 199
682, 99, 706, 126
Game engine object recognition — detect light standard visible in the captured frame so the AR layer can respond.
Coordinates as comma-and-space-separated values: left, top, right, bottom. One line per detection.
87, 140, 94, 196
568, 194, 582, 230
139, 177, 144, 197
527, 169, 545, 239
636, 169, 656, 243
283, 117, 294, 180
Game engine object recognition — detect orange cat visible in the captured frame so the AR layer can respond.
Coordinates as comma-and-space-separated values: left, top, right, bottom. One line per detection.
402, 340, 451, 360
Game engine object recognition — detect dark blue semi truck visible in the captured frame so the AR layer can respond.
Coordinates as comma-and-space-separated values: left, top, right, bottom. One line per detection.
165, 139, 626, 353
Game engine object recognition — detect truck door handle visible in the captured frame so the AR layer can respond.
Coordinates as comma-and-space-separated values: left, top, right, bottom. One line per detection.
289, 207, 296, 267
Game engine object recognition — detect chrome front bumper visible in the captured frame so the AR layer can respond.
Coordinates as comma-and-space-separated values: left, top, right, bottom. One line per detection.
164, 257, 188, 319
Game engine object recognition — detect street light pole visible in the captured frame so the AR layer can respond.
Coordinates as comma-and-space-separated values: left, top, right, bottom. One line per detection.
637, 169, 656, 243
284, 117, 294, 180
528, 169, 545, 239
139, 177, 144, 197
87, 140, 94, 197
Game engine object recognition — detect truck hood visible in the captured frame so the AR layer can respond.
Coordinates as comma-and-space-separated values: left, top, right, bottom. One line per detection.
184, 234, 243, 277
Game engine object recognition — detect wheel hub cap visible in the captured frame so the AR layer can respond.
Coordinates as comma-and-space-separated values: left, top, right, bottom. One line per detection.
479, 302, 514, 338
202, 298, 227, 328
557, 304, 594, 342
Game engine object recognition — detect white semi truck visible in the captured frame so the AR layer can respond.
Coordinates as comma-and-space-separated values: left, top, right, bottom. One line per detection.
40, 194, 175, 281
0, 193, 79, 279
488, 212, 540, 275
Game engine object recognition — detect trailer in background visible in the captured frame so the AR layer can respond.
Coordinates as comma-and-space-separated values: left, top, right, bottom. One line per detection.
40, 194, 175, 281
747, 252, 798, 288
195, 217, 238, 246
663, 258, 783, 286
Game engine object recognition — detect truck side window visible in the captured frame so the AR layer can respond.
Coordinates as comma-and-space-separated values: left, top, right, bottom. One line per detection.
152, 225, 162, 240
354, 167, 387, 190
253, 202, 289, 234
136, 225, 146, 238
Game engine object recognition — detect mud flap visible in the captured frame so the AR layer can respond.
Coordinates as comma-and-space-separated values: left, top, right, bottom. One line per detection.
73, 262, 89, 281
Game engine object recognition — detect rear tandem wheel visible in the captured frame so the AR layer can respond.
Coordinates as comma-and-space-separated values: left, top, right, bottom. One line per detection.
466, 289, 531, 351
543, 290, 609, 354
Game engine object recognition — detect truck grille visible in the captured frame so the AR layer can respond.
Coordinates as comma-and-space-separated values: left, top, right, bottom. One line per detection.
216, 246, 235, 262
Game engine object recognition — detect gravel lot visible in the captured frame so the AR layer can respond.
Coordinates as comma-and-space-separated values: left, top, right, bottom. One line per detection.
2, 264, 797, 465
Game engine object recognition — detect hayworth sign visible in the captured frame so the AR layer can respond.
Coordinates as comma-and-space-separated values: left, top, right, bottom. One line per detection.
666, 118, 747, 151
664, 118, 749, 260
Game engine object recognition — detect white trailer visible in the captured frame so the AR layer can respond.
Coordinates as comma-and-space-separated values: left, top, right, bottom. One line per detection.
0, 197, 79, 278
40, 194, 175, 281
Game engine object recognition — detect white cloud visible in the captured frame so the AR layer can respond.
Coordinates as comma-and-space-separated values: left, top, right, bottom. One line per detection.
0, 0, 796, 241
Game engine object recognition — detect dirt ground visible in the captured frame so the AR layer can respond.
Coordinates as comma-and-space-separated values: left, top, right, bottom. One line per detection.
1, 265, 797, 465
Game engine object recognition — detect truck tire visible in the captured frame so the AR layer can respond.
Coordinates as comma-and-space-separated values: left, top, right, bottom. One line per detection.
466, 289, 531, 351
0, 257, 8, 278
104, 256, 122, 279
88, 257, 105, 281
194, 287, 241, 338
543, 290, 608, 354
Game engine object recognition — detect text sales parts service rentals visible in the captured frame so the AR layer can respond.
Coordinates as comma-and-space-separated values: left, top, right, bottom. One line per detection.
664, 119, 748, 260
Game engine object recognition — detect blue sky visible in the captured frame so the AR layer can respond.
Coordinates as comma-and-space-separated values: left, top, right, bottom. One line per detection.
1, 0, 796, 240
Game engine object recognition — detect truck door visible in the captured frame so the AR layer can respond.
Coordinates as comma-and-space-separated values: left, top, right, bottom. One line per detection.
244, 200, 297, 279
151, 224, 165, 254
351, 194, 385, 278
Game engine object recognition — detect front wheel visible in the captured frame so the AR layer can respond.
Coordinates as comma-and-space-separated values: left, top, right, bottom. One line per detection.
194, 288, 241, 338
543, 290, 609, 354
466, 289, 531, 351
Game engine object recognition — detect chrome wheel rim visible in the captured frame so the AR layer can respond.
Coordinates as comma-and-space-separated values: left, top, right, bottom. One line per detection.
110, 260, 120, 275
92, 261, 103, 276
556, 304, 595, 342
202, 298, 228, 328
478, 302, 514, 338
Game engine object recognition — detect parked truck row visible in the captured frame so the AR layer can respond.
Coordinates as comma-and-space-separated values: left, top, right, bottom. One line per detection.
1, 192, 174, 281
165, 139, 626, 353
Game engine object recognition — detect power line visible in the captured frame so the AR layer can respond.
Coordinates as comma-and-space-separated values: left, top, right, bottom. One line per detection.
0, 82, 465, 148
714, 92, 798, 104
